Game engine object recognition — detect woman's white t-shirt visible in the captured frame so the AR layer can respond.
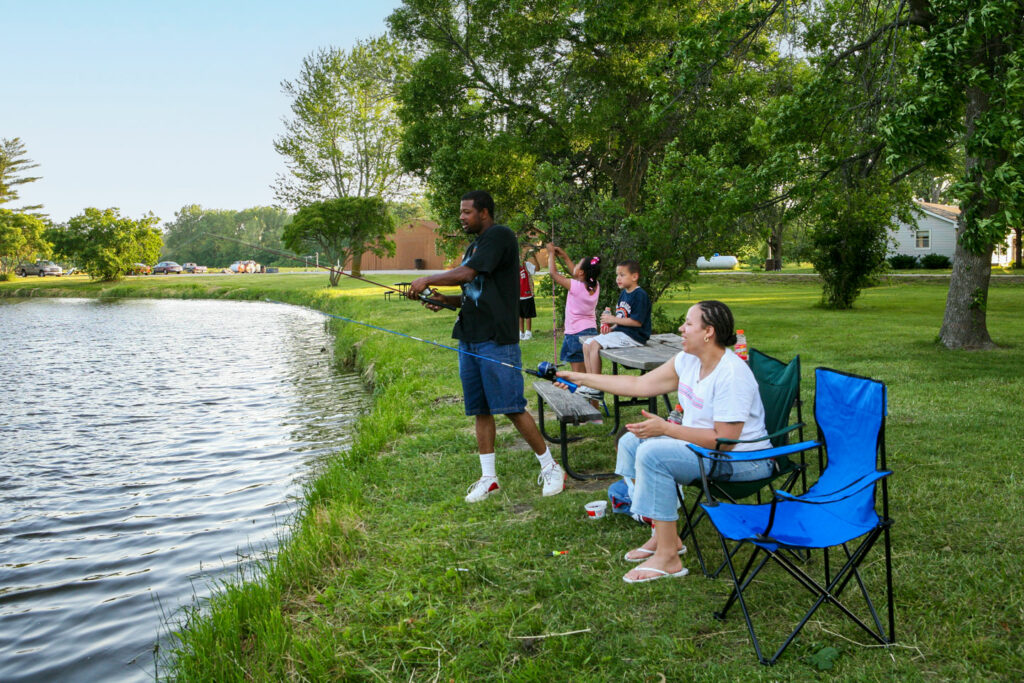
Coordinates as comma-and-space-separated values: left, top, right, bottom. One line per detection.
674, 348, 770, 451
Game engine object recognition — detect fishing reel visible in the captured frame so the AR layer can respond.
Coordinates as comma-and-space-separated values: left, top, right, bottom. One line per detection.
535, 361, 577, 392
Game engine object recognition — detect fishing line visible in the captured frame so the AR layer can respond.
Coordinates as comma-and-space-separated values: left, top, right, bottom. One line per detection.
205, 233, 457, 310
264, 298, 579, 392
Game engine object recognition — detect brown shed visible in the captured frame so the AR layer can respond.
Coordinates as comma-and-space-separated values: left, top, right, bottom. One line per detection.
346, 219, 449, 271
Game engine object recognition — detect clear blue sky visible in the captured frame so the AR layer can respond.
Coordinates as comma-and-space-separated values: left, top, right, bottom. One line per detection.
2, 0, 403, 225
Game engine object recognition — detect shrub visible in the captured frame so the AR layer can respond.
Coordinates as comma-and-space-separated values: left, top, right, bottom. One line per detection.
0, 272, 15, 282
920, 253, 952, 269
888, 254, 919, 269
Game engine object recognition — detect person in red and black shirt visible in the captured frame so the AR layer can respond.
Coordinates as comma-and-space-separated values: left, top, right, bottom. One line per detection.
518, 250, 537, 340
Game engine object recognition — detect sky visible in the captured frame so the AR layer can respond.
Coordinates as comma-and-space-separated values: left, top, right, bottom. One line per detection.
2, 0, 404, 225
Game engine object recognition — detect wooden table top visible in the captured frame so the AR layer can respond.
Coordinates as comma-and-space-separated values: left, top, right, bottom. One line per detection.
599, 343, 678, 371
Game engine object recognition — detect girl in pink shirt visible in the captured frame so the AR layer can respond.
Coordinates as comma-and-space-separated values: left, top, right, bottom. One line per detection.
547, 243, 601, 373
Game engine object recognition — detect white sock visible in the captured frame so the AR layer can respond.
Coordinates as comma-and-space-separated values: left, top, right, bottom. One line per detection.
479, 453, 497, 479
536, 448, 556, 470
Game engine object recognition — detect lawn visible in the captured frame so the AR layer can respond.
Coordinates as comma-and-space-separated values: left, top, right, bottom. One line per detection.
4, 272, 1022, 680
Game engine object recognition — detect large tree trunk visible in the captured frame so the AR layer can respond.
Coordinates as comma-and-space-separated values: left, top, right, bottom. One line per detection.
766, 222, 783, 271
350, 251, 362, 277
939, 216, 996, 349
939, 78, 1000, 349
1015, 226, 1022, 269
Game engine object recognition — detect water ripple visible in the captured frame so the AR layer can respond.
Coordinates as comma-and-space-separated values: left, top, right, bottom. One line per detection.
0, 298, 366, 681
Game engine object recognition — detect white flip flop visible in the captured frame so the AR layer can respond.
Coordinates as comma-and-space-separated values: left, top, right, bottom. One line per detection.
623, 545, 687, 562
622, 566, 690, 584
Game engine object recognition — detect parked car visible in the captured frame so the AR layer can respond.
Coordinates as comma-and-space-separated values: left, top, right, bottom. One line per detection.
15, 260, 63, 277
153, 261, 183, 274
182, 262, 207, 273
126, 262, 152, 275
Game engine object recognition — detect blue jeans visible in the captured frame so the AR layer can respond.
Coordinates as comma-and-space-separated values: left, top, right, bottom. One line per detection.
459, 340, 527, 415
616, 432, 773, 522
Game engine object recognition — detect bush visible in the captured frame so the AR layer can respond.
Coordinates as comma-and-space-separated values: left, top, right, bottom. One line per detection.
0, 272, 15, 282
888, 254, 919, 269
920, 253, 952, 269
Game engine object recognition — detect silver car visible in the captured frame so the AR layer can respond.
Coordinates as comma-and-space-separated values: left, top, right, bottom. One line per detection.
16, 260, 63, 277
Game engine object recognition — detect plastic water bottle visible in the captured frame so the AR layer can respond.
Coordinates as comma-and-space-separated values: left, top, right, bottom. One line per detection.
667, 403, 683, 424
734, 329, 748, 361
600, 307, 611, 334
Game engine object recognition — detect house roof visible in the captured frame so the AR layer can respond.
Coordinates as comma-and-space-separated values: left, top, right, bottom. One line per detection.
915, 200, 960, 223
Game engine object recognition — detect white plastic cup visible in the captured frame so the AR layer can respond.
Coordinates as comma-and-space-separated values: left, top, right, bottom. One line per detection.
585, 500, 608, 519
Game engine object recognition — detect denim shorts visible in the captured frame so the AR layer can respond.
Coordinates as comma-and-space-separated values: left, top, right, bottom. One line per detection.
560, 327, 598, 363
459, 340, 528, 416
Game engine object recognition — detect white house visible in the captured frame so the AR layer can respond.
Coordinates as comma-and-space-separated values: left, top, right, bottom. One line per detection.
890, 201, 1017, 265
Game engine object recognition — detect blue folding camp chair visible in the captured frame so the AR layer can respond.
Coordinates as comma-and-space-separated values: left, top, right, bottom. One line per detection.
688, 367, 895, 665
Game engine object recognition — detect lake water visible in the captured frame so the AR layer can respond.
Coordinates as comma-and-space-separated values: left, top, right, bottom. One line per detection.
0, 298, 366, 681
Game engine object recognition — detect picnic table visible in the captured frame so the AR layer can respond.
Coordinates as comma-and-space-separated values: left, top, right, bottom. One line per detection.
598, 333, 682, 433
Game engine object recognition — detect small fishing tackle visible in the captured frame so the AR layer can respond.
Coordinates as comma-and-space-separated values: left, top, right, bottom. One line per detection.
266, 299, 579, 392
206, 234, 457, 310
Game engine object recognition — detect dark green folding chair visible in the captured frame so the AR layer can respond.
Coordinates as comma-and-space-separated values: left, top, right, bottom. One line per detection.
677, 348, 806, 577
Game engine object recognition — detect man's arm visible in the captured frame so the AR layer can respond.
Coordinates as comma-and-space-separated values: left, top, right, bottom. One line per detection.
408, 265, 478, 297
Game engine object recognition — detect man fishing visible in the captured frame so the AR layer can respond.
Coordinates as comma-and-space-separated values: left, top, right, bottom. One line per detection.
407, 190, 566, 502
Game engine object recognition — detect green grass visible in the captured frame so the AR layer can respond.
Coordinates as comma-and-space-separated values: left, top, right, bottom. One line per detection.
4, 272, 1023, 680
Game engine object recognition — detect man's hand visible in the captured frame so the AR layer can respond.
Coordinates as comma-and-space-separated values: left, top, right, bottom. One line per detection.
407, 276, 430, 299
625, 410, 668, 439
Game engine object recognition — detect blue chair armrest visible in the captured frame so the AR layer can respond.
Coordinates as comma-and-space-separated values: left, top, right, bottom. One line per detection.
687, 439, 821, 463
774, 470, 892, 504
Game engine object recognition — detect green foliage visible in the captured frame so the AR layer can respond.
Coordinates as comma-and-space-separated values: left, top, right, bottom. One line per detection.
274, 36, 414, 208
0, 137, 42, 210
0, 208, 49, 274
888, 254, 920, 269
920, 253, 952, 269
161, 205, 291, 267
48, 208, 162, 281
389, 0, 787, 299
284, 196, 396, 282
881, 0, 1024, 346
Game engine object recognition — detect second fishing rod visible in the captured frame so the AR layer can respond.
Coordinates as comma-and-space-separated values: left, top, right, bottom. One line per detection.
265, 299, 580, 393
208, 233, 458, 311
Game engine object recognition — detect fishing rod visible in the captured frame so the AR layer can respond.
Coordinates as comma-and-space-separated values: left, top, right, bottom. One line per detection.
265, 298, 580, 393
207, 233, 458, 311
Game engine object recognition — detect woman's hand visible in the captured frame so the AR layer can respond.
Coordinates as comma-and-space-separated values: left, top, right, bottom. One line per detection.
625, 410, 669, 439
554, 370, 583, 392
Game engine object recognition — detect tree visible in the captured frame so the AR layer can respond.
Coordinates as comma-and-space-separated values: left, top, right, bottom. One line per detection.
389, 0, 789, 302
273, 36, 415, 208
0, 137, 42, 211
49, 208, 162, 281
161, 205, 291, 267
0, 208, 49, 276
282, 197, 395, 282
883, 0, 1024, 348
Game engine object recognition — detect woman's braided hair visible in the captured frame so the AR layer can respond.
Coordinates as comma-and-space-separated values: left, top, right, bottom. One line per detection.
696, 300, 737, 347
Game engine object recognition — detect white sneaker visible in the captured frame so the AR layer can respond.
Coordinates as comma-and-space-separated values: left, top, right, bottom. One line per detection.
465, 476, 500, 503
523, 330, 532, 340
575, 385, 603, 400
519, 331, 526, 341
538, 463, 566, 497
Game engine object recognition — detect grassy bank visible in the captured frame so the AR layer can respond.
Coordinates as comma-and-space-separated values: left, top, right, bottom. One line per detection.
5, 273, 1023, 680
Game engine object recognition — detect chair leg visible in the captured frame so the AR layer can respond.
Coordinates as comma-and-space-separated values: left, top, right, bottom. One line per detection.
715, 539, 771, 665
677, 490, 710, 577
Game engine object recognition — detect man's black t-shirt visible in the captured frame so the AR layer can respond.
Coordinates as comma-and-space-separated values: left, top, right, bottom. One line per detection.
453, 224, 519, 344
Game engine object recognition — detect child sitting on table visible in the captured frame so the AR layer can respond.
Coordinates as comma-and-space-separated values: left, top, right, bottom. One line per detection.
575, 259, 651, 401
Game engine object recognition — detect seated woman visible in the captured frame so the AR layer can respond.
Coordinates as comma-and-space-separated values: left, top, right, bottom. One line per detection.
556, 300, 772, 583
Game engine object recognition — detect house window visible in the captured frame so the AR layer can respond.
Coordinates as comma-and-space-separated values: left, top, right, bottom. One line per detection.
915, 230, 930, 248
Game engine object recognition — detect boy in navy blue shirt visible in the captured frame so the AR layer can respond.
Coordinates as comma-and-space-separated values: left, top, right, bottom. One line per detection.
576, 260, 651, 400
